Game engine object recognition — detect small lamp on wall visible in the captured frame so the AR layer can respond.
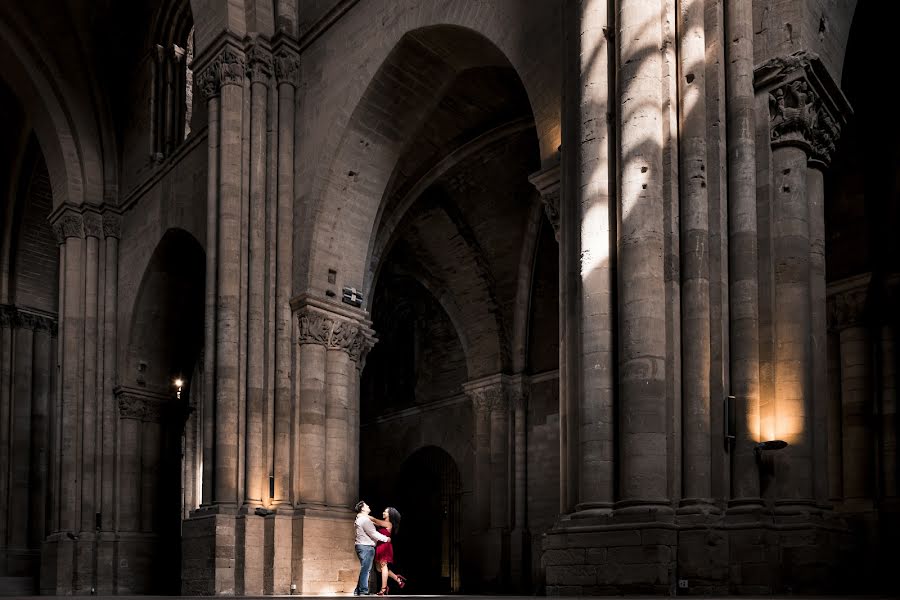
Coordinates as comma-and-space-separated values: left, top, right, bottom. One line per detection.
174, 377, 184, 400
754, 439, 788, 461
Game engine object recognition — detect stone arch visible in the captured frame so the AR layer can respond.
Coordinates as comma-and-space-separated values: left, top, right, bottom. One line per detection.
125, 228, 205, 392
296, 0, 560, 298
0, 19, 93, 208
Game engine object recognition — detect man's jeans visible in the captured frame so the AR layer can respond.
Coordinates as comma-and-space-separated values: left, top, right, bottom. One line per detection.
354, 544, 376, 594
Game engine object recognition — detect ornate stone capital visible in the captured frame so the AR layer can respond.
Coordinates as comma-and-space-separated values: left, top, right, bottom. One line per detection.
52, 213, 84, 243
273, 47, 300, 87
827, 275, 869, 331
463, 374, 518, 414
528, 163, 561, 240
116, 387, 168, 422
0, 305, 16, 329
196, 46, 246, 99
83, 212, 103, 238
245, 43, 273, 84
296, 304, 376, 363
102, 214, 122, 239
754, 51, 851, 167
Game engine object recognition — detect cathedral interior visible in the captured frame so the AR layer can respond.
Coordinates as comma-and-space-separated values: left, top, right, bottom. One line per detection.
0, 0, 897, 596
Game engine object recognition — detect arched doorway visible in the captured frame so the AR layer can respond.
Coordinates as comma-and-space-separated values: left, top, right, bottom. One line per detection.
122, 228, 204, 594
395, 446, 462, 594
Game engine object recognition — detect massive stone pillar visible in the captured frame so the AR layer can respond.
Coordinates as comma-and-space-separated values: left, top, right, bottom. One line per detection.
291, 295, 374, 594
36, 208, 118, 595
754, 52, 848, 511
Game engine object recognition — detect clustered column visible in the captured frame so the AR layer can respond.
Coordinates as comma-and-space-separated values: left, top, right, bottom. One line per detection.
463, 375, 512, 534
42, 206, 120, 592
293, 298, 375, 508
754, 52, 848, 508
829, 283, 873, 509
0, 307, 56, 566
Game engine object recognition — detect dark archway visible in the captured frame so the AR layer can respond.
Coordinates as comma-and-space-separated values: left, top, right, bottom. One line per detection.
395, 446, 462, 594
826, 2, 900, 594
125, 227, 204, 594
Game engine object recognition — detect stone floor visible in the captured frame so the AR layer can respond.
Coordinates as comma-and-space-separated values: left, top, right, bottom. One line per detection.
5, 594, 896, 600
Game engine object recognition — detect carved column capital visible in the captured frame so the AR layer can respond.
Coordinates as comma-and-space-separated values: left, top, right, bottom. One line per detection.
463, 374, 517, 414
294, 299, 377, 364
115, 387, 169, 422
273, 45, 300, 87
83, 211, 103, 238
754, 51, 852, 168
102, 214, 122, 239
245, 42, 273, 84
196, 45, 246, 99
528, 164, 561, 240
827, 274, 870, 331
51, 212, 84, 244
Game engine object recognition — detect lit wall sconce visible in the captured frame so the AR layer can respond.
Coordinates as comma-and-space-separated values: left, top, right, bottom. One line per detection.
174, 377, 184, 400
754, 439, 788, 461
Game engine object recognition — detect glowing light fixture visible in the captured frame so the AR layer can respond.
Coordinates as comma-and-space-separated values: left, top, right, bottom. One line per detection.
174, 377, 184, 400
754, 439, 788, 461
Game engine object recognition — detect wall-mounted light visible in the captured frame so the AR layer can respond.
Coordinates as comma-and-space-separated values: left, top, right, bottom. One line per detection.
754, 439, 788, 461
174, 377, 184, 400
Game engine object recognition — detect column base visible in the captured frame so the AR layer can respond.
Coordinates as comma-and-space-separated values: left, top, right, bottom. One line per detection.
291, 505, 358, 594
182, 511, 237, 595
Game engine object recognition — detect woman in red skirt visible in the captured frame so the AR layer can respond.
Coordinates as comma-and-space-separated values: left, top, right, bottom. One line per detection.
369, 506, 407, 595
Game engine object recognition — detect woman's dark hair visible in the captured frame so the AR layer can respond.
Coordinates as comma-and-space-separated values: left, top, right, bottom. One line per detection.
386, 507, 401, 535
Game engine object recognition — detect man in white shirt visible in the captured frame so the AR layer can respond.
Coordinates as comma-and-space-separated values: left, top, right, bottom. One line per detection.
353, 500, 390, 595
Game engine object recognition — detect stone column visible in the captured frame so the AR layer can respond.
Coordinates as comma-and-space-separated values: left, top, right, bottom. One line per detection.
30, 316, 55, 549
98, 213, 120, 594
272, 38, 299, 508
678, 0, 713, 511
290, 295, 375, 594
528, 165, 574, 516
573, 0, 615, 517
81, 211, 102, 534
463, 377, 504, 531
463, 374, 512, 585
754, 52, 848, 509
53, 212, 85, 534
724, 0, 763, 506
825, 318, 843, 503
617, 0, 671, 512
244, 41, 272, 509
196, 40, 246, 510
9, 314, 34, 553
181, 38, 246, 597
831, 283, 872, 508
508, 375, 529, 587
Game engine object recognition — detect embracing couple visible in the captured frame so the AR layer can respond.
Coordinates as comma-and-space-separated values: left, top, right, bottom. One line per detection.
353, 500, 407, 596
